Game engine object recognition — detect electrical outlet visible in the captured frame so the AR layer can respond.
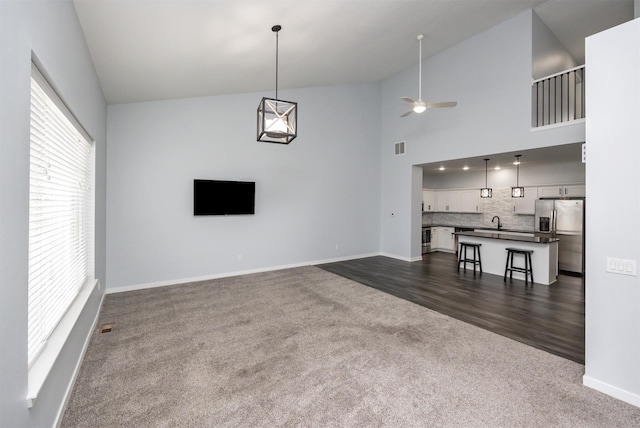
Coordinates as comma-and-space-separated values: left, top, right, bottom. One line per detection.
606, 257, 637, 276
237, 254, 243, 262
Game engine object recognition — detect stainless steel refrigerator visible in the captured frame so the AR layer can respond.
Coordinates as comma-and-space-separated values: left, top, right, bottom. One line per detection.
535, 199, 585, 274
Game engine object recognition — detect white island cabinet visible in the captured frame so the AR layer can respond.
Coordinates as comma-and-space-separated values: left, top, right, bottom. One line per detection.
456, 231, 559, 285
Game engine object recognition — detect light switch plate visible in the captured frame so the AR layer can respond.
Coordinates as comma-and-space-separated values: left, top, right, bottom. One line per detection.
606, 257, 637, 276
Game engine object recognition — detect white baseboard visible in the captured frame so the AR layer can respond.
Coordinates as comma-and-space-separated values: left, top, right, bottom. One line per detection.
583, 374, 640, 408
106, 252, 382, 294
379, 252, 420, 262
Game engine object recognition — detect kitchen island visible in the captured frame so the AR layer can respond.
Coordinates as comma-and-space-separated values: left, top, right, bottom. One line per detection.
455, 231, 559, 285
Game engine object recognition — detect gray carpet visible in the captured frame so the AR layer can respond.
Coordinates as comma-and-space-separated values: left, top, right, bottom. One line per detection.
62, 266, 640, 427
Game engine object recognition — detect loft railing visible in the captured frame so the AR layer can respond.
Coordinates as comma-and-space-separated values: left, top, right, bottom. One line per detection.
532, 65, 585, 128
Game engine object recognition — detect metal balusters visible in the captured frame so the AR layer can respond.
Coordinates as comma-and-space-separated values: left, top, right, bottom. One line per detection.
532, 65, 585, 127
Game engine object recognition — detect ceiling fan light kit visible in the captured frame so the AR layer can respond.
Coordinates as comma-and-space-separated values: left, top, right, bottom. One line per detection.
257, 25, 298, 144
413, 104, 427, 114
400, 34, 457, 117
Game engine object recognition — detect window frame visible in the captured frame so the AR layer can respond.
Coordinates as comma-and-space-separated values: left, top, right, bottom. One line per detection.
27, 61, 98, 408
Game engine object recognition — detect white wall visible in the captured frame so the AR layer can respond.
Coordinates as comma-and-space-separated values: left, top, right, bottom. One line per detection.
379, 10, 586, 260
532, 11, 577, 79
106, 83, 382, 290
584, 18, 640, 406
0, 1, 107, 426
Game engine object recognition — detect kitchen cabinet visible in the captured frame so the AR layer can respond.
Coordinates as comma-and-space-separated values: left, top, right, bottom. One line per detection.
564, 185, 586, 197
435, 191, 454, 212
513, 187, 538, 215
422, 189, 435, 212
431, 228, 439, 249
457, 189, 482, 213
538, 184, 585, 198
433, 227, 455, 252
435, 190, 482, 213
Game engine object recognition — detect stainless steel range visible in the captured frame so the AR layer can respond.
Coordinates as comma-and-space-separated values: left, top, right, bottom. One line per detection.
421, 226, 432, 254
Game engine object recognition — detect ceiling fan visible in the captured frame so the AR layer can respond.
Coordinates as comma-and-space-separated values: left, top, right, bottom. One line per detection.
400, 34, 457, 117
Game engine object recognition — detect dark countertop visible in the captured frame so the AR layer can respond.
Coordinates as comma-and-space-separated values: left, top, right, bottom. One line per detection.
423, 224, 475, 229
472, 227, 535, 234
455, 230, 559, 244
423, 225, 535, 234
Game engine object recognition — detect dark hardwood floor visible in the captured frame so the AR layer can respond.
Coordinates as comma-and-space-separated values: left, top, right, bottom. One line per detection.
318, 252, 585, 364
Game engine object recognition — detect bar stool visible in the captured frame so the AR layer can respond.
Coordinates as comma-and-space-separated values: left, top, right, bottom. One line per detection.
504, 248, 534, 284
458, 242, 482, 274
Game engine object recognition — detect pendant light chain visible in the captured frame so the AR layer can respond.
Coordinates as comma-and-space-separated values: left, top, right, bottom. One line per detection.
274, 26, 279, 99
485, 159, 488, 187
481, 158, 492, 198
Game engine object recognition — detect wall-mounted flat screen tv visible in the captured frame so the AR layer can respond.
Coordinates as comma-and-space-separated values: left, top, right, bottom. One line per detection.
194, 179, 255, 215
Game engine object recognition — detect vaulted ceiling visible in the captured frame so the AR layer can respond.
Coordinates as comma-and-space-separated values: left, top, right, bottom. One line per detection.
73, 0, 633, 105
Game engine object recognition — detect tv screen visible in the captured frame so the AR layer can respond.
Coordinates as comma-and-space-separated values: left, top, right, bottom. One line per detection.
194, 179, 255, 215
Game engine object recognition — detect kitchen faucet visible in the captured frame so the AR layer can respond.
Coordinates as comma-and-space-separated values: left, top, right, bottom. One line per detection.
492, 216, 503, 230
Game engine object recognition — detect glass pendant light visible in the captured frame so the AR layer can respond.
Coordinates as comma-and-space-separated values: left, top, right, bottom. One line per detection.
257, 25, 298, 144
511, 155, 525, 198
480, 158, 492, 198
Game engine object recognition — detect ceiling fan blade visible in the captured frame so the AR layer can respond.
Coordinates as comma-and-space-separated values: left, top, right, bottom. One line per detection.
400, 109, 414, 117
400, 97, 417, 105
426, 101, 457, 109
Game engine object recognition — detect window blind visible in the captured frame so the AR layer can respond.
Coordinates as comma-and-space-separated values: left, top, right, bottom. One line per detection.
28, 63, 94, 367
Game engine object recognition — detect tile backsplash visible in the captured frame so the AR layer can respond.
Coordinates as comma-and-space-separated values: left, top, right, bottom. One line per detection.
422, 187, 535, 231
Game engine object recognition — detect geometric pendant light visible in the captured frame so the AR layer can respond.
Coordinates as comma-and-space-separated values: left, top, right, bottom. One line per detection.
511, 154, 525, 198
480, 158, 492, 198
257, 25, 298, 144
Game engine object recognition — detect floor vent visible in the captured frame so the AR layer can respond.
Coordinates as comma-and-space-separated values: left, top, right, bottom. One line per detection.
394, 141, 405, 156
99, 323, 114, 333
